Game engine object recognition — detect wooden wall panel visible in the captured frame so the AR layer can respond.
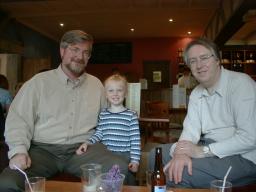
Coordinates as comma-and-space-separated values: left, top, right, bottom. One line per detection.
22, 58, 51, 81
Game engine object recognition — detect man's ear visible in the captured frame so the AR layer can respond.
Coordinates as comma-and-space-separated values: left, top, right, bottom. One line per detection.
216, 58, 220, 66
60, 47, 64, 58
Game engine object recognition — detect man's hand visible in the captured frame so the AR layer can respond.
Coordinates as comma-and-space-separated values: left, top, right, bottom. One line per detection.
175, 140, 204, 158
9, 153, 31, 170
164, 153, 192, 184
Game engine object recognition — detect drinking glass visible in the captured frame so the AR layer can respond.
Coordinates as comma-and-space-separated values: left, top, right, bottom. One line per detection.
25, 177, 45, 192
80, 163, 102, 192
211, 179, 232, 192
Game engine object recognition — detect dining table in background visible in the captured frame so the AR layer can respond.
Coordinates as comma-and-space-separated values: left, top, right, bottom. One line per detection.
139, 116, 170, 144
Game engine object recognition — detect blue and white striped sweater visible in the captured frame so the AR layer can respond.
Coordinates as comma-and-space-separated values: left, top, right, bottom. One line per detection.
89, 108, 141, 163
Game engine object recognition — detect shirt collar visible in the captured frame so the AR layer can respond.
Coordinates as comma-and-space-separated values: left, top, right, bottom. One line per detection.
200, 66, 225, 98
56, 65, 86, 87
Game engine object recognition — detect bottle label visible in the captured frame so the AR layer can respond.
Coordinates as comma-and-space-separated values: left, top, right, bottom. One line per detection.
154, 185, 166, 192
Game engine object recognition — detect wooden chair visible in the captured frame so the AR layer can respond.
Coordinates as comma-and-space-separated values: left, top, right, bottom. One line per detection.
141, 101, 181, 143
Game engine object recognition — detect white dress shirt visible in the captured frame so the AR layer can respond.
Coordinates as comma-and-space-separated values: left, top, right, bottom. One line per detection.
171, 67, 256, 164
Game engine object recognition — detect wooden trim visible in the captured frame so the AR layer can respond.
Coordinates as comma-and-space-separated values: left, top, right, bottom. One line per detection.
0, 38, 23, 53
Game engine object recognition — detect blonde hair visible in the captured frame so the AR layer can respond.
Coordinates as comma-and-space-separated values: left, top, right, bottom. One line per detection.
104, 74, 128, 91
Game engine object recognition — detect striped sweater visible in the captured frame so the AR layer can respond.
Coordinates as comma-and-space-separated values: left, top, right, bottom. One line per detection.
89, 108, 141, 163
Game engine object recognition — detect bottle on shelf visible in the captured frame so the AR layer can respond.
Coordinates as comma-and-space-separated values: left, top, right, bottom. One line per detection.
151, 147, 166, 192
232, 51, 244, 72
246, 52, 255, 63
177, 48, 184, 65
221, 47, 256, 79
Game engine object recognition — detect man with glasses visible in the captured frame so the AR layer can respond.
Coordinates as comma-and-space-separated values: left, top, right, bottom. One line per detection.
0, 30, 128, 192
150, 38, 256, 188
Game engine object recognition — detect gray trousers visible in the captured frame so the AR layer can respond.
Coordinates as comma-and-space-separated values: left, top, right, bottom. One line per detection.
114, 151, 137, 185
149, 143, 256, 188
0, 142, 128, 192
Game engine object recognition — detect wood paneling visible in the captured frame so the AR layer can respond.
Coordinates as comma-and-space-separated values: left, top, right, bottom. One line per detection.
22, 57, 51, 81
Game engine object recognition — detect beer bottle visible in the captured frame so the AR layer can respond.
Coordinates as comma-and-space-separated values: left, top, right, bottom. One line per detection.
151, 147, 166, 192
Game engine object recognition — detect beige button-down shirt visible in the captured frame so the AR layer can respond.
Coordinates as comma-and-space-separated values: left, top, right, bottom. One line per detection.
5, 65, 106, 159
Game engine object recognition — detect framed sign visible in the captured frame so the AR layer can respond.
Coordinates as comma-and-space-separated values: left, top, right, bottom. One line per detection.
153, 71, 162, 82
143, 60, 170, 89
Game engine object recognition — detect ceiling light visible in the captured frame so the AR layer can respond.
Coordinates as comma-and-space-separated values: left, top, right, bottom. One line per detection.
169, 18, 173, 22
59, 23, 64, 27
187, 31, 191, 35
130, 28, 135, 32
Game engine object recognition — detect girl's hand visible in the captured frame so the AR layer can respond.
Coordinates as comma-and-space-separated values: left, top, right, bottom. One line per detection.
128, 162, 139, 172
76, 143, 88, 155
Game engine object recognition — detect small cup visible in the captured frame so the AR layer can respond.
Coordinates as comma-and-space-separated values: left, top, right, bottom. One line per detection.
96, 173, 125, 192
25, 177, 45, 192
80, 163, 102, 192
211, 179, 232, 192
146, 170, 152, 191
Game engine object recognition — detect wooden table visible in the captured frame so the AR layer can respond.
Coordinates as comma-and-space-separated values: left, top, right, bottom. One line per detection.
169, 107, 187, 125
45, 180, 211, 192
139, 117, 170, 123
139, 117, 170, 144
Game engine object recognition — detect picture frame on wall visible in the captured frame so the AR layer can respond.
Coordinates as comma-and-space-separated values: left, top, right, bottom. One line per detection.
143, 60, 170, 89
153, 71, 162, 82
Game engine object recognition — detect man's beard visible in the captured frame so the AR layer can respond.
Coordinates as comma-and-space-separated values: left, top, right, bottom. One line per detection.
67, 59, 86, 76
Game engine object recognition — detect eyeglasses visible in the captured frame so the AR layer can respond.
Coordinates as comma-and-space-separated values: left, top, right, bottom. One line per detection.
188, 54, 214, 66
68, 46, 91, 58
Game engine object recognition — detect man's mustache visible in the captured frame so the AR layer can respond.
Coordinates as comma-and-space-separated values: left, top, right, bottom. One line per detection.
71, 58, 84, 64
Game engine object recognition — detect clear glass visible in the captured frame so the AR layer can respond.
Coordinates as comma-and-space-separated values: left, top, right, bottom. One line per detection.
25, 177, 45, 192
211, 180, 232, 192
80, 163, 102, 192
146, 170, 152, 191
96, 173, 125, 192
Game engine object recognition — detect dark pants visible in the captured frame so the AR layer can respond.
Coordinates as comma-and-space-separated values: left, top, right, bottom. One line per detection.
0, 142, 128, 192
114, 151, 137, 185
149, 143, 256, 188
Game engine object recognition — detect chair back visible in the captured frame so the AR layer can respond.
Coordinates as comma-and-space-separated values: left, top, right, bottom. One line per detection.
140, 101, 182, 144
141, 101, 170, 143
145, 101, 169, 118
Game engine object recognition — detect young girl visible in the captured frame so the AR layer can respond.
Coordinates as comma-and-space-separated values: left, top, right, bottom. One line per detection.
76, 74, 141, 177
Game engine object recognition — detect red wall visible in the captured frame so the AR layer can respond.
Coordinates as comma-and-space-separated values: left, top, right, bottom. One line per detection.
86, 37, 193, 85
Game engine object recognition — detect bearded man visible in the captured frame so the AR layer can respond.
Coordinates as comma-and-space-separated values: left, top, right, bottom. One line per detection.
0, 30, 128, 192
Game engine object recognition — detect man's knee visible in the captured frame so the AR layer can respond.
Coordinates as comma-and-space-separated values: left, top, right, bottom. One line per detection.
0, 167, 24, 192
166, 166, 193, 188
166, 165, 213, 188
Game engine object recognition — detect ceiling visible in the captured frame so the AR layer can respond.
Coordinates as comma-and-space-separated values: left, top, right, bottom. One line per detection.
228, 9, 256, 45
0, 0, 222, 41
0, 0, 255, 44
